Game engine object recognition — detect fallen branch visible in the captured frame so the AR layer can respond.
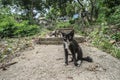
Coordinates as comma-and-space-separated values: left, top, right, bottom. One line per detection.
0, 62, 18, 70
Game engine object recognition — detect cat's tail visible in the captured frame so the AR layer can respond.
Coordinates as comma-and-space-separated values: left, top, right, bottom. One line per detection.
82, 56, 93, 62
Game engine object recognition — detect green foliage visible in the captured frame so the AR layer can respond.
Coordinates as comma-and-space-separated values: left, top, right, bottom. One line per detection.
46, 7, 60, 20
111, 46, 120, 58
56, 21, 71, 29
0, 15, 17, 38
66, 2, 75, 17
111, 32, 120, 41
40, 28, 50, 37
89, 25, 120, 58
14, 21, 39, 37
69, 19, 75, 24
100, 0, 120, 27
109, 6, 120, 27
1, 0, 46, 24
97, 0, 120, 27
103, 0, 120, 17
0, 15, 39, 38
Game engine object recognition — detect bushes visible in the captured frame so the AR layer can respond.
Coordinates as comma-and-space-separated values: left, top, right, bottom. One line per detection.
69, 19, 75, 24
14, 21, 39, 37
89, 25, 120, 58
0, 15, 17, 38
0, 15, 39, 38
108, 6, 120, 27
55, 21, 71, 29
111, 33, 120, 42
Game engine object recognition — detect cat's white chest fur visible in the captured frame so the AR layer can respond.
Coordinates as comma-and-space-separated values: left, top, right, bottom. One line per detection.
64, 41, 71, 54
64, 41, 70, 49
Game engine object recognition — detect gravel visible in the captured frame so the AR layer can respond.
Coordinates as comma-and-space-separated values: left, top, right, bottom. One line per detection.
0, 43, 120, 80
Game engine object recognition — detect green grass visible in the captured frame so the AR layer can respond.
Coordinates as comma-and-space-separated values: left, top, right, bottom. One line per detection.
89, 27, 120, 59
55, 21, 71, 29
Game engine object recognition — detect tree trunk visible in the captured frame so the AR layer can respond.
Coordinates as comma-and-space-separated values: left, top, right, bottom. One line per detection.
90, 0, 94, 22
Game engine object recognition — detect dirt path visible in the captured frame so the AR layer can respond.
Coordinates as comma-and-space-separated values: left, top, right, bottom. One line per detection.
0, 43, 120, 80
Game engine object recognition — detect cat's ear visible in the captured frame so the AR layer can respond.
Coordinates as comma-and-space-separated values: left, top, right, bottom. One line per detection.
61, 31, 65, 37
70, 30, 74, 36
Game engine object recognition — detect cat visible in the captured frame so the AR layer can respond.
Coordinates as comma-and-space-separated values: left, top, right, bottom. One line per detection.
61, 30, 92, 66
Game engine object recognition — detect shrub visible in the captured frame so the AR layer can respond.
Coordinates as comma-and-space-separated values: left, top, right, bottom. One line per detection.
0, 15, 17, 38
111, 32, 120, 42
0, 15, 39, 38
14, 21, 39, 37
69, 19, 75, 24
89, 25, 120, 58
108, 6, 120, 27
55, 21, 71, 29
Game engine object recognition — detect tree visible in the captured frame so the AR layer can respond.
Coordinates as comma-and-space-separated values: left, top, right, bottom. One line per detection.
1, 0, 46, 24
46, 7, 60, 21
103, 0, 120, 17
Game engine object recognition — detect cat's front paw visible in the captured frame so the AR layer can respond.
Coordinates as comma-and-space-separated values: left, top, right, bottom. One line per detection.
76, 60, 82, 67
74, 62, 78, 66
65, 62, 68, 65
64, 63, 68, 66
77, 60, 82, 65
64, 64, 68, 66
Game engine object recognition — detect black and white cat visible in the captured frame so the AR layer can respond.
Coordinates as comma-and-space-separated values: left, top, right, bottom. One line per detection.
61, 30, 92, 66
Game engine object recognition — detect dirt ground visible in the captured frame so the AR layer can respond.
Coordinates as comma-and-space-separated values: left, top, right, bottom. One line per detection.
0, 43, 120, 80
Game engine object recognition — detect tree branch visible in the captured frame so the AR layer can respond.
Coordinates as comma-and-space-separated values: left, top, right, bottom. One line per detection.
77, 0, 84, 8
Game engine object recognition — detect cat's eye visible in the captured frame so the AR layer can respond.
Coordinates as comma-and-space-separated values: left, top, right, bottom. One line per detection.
63, 37, 66, 39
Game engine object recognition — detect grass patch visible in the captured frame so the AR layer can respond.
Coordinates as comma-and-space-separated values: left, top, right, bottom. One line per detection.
55, 21, 71, 29
89, 26, 120, 59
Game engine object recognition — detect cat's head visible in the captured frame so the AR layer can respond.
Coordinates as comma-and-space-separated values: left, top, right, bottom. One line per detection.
61, 30, 74, 42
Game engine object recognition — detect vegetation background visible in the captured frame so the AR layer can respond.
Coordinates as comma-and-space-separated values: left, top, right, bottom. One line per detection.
0, 0, 120, 61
